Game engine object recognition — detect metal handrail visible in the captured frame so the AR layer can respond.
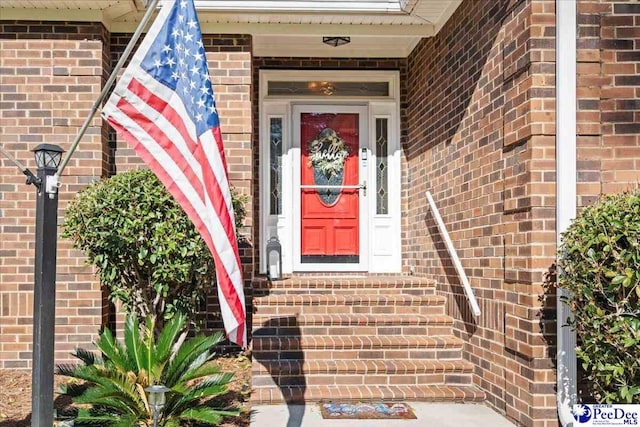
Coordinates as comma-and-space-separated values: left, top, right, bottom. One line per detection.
425, 191, 481, 317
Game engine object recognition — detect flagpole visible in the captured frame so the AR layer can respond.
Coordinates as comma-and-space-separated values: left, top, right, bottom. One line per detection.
51, 0, 162, 190
1, 143, 29, 173
0, 143, 40, 185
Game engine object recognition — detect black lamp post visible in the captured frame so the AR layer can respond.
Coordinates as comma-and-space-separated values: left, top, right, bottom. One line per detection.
30, 143, 64, 427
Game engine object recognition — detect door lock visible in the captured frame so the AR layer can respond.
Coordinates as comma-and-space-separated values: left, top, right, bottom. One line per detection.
360, 181, 367, 196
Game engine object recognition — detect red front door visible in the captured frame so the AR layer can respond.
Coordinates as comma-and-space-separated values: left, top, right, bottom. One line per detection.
300, 113, 360, 264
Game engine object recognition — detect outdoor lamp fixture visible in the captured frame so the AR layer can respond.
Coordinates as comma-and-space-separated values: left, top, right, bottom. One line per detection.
29, 143, 65, 427
308, 81, 336, 96
146, 384, 171, 427
33, 143, 65, 196
323, 36, 351, 47
33, 143, 64, 169
266, 236, 282, 280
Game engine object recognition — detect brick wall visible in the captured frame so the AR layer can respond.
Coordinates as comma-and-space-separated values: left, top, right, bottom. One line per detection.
0, 21, 110, 368
109, 33, 254, 337
577, 0, 640, 207
251, 57, 407, 270
0, 26, 254, 364
404, 1, 558, 426
2, 7, 638, 423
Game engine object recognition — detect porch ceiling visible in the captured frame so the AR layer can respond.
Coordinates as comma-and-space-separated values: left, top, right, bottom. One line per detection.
0, 0, 462, 58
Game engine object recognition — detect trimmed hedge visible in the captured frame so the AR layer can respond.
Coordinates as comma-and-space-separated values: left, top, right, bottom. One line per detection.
63, 169, 247, 330
558, 189, 640, 403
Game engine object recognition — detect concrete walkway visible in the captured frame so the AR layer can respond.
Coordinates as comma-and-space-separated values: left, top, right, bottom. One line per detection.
251, 403, 517, 427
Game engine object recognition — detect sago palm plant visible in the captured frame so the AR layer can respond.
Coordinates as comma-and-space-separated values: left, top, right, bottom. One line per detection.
57, 314, 238, 426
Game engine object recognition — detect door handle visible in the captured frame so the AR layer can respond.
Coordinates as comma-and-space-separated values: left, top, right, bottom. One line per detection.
299, 182, 367, 196
300, 185, 362, 189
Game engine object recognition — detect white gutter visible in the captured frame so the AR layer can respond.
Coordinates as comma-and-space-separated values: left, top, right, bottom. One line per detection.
190, 0, 404, 12
556, 0, 577, 425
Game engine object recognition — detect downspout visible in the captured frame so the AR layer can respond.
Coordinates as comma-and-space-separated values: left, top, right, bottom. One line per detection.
556, 0, 577, 425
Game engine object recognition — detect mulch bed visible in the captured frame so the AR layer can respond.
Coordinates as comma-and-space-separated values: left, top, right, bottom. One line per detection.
0, 355, 251, 427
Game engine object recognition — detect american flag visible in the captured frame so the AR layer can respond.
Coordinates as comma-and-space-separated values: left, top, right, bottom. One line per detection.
102, 0, 246, 346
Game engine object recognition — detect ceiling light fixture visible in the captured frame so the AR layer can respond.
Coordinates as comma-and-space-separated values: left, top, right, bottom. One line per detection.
322, 36, 351, 47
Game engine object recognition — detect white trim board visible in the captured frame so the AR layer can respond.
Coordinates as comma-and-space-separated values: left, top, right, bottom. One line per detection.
259, 70, 401, 274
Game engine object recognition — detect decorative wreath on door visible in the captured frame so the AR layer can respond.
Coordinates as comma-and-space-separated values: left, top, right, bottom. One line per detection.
307, 128, 349, 178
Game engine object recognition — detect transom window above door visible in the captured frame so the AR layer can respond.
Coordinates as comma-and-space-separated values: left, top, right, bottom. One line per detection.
261, 70, 398, 101
267, 81, 390, 97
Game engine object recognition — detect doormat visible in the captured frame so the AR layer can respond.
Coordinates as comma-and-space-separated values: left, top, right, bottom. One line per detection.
320, 402, 417, 419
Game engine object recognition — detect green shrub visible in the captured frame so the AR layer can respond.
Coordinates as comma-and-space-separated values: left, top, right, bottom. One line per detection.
57, 313, 238, 426
558, 189, 640, 403
62, 169, 248, 329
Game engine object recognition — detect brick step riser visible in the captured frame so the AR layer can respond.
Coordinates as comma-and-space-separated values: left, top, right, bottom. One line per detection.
254, 288, 436, 296
254, 294, 445, 304
252, 372, 473, 387
253, 305, 446, 316
253, 348, 464, 361
251, 325, 454, 337
251, 362, 474, 376
250, 395, 478, 405
250, 385, 485, 405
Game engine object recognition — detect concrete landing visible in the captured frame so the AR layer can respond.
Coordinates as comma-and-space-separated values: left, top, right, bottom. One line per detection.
250, 403, 517, 427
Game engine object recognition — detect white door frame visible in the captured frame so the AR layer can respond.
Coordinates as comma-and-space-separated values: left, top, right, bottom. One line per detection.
259, 70, 402, 274
292, 104, 369, 272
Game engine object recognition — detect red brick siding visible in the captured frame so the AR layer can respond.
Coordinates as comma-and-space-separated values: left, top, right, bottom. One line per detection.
405, 1, 558, 426
577, 0, 640, 206
599, 4, 640, 190
0, 25, 255, 364
0, 21, 110, 368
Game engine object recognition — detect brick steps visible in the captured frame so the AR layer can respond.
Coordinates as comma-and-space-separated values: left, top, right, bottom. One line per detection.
253, 335, 464, 351
255, 373, 474, 389
253, 359, 474, 376
251, 275, 482, 405
254, 294, 446, 315
254, 313, 452, 327
253, 276, 436, 295
252, 359, 475, 387
250, 384, 486, 405
252, 314, 454, 337
252, 336, 464, 362
255, 294, 445, 306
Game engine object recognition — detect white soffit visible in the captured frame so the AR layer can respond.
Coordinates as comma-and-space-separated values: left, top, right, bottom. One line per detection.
0, 0, 121, 8
253, 34, 421, 58
191, 1, 405, 13
0, 0, 139, 25
0, 0, 462, 57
